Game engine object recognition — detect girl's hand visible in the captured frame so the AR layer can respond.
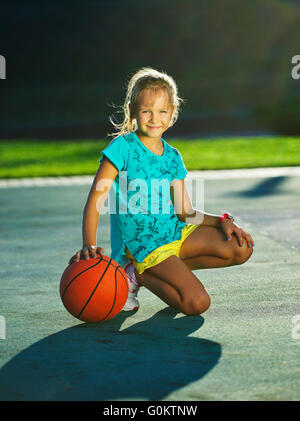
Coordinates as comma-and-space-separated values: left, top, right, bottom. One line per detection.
220, 219, 255, 248
68, 246, 105, 265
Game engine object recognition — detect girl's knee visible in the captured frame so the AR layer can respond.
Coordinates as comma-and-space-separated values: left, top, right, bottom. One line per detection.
183, 291, 211, 316
234, 244, 253, 265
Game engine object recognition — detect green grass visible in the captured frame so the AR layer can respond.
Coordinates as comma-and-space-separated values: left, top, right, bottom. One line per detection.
0, 136, 300, 179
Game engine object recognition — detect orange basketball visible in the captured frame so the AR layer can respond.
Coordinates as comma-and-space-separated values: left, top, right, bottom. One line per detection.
60, 254, 128, 323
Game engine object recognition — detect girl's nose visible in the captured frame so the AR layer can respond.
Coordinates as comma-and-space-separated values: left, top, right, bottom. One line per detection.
149, 112, 159, 122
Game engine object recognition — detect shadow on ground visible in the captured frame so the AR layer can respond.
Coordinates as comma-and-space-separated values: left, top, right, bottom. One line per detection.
230, 176, 287, 198
0, 307, 221, 401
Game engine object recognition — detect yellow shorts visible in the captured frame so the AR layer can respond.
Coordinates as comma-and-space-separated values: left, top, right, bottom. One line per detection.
125, 224, 199, 275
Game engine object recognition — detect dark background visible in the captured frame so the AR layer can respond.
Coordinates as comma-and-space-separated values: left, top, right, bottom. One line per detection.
1, 0, 300, 140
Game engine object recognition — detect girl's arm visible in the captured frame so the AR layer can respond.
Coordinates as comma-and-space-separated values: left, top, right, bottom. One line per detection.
170, 178, 255, 246
170, 178, 220, 226
82, 157, 118, 247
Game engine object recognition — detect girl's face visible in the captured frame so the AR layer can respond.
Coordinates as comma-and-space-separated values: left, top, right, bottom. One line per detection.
133, 88, 176, 141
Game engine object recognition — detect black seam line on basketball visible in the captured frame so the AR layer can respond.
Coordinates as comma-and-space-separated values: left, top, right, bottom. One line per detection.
101, 257, 119, 269
97, 266, 128, 322
101, 265, 118, 322
77, 257, 114, 319
62, 256, 119, 300
62, 256, 104, 300
116, 265, 129, 291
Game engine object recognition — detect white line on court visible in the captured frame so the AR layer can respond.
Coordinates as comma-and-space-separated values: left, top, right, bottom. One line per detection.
0, 166, 300, 188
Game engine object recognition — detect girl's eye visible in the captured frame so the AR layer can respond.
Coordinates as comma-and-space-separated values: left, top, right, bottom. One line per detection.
141, 110, 167, 113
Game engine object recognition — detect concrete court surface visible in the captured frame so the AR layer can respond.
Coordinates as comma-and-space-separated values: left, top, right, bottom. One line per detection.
0, 167, 299, 401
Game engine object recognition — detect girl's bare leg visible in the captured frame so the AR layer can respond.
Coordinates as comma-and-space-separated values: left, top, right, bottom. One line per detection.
134, 255, 211, 316
179, 225, 253, 270
181, 254, 233, 270
132, 225, 253, 314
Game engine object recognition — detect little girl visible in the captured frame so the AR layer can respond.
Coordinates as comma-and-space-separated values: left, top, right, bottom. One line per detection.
68, 67, 254, 315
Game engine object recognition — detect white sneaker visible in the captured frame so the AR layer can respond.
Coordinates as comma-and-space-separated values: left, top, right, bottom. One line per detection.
122, 261, 140, 311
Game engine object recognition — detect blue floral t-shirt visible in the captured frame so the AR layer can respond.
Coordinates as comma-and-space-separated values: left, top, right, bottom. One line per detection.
99, 131, 188, 266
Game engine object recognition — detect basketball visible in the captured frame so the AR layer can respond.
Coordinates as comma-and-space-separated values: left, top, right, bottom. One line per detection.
60, 254, 129, 323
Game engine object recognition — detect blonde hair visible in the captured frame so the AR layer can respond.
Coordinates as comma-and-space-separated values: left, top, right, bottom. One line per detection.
107, 67, 184, 138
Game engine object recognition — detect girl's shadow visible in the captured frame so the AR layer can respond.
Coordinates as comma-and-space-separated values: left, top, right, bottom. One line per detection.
0, 307, 221, 401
